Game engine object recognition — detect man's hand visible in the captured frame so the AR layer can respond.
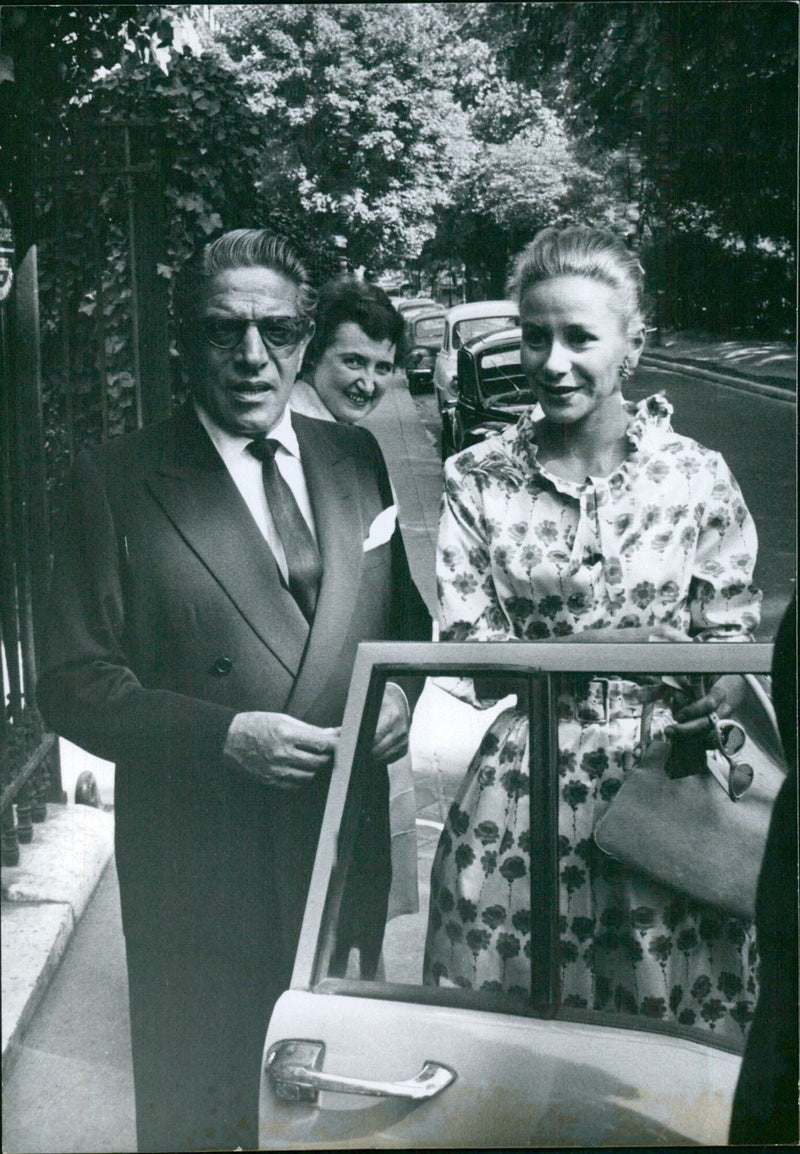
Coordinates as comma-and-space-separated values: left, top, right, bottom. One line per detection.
224, 712, 340, 790
371, 682, 410, 764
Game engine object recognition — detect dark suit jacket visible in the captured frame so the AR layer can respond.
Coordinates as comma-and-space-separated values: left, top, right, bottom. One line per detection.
38, 402, 429, 972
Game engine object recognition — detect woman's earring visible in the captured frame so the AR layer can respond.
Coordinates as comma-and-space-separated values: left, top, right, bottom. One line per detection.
618, 357, 632, 383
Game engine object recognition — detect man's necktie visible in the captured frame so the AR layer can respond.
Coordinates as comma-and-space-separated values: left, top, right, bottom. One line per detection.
247, 437, 322, 621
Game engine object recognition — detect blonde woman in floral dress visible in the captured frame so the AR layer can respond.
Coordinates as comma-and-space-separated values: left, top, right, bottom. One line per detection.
423, 227, 762, 1045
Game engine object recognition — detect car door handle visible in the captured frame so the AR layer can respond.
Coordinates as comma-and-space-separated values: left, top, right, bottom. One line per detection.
266, 1040, 456, 1102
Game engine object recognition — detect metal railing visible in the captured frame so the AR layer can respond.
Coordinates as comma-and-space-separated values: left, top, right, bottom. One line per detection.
1, 245, 64, 866
2, 116, 170, 864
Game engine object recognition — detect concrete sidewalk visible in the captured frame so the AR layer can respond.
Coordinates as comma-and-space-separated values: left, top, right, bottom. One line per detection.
642, 332, 796, 400
2, 804, 115, 1078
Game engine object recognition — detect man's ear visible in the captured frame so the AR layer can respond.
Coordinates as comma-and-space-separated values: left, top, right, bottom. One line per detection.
628, 323, 646, 368
298, 322, 316, 376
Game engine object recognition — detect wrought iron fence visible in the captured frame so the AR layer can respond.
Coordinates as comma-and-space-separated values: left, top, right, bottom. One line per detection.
1, 118, 169, 864
1, 246, 63, 865
37, 120, 170, 520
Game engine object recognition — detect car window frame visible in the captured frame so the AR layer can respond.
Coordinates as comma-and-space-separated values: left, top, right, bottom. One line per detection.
457, 346, 478, 405
289, 640, 775, 1055
474, 334, 536, 407
412, 314, 446, 345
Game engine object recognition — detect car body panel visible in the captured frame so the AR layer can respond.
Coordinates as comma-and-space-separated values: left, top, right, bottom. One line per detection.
404, 309, 446, 391
433, 300, 519, 413
396, 296, 439, 315
441, 325, 541, 457
261, 991, 740, 1148
259, 641, 777, 1149
400, 303, 445, 325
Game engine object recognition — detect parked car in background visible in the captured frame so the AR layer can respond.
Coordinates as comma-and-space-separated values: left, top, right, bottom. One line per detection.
404, 307, 446, 394
433, 300, 519, 417
440, 326, 539, 459
395, 296, 440, 316
258, 639, 782, 1149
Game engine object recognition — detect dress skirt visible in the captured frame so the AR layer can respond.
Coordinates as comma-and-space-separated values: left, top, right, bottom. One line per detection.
423, 679, 758, 1046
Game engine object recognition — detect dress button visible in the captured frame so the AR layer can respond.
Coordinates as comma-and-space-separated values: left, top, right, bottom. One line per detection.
211, 657, 233, 676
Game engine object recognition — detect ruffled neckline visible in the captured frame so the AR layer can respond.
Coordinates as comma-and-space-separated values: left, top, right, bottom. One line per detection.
510, 393, 674, 496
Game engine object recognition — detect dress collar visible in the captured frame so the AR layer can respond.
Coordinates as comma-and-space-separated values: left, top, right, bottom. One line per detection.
510, 393, 674, 493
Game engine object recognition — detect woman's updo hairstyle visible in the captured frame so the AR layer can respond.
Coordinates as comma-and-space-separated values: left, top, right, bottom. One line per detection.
506, 226, 646, 337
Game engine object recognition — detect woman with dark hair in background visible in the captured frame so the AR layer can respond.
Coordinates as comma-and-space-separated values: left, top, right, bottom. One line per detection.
290, 276, 404, 424
292, 276, 418, 928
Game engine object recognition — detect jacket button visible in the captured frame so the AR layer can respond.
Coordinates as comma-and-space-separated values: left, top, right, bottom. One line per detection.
211, 657, 233, 676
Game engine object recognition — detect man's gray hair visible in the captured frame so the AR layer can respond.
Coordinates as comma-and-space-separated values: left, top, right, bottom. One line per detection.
175, 230, 317, 325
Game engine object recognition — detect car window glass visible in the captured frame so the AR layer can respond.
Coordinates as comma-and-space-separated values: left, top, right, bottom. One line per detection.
315, 671, 538, 1013
313, 657, 782, 1050
552, 669, 781, 1050
454, 316, 518, 347
415, 316, 446, 343
478, 347, 536, 403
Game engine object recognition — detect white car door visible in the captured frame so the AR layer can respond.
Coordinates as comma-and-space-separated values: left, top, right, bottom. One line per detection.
259, 642, 779, 1149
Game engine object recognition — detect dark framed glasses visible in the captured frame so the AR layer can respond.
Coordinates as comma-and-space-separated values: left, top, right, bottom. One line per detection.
708, 711, 754, 800
203, 316, 309, 352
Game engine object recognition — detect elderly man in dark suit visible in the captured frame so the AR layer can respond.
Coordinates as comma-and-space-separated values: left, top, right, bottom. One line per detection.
38, 230, 429, 1152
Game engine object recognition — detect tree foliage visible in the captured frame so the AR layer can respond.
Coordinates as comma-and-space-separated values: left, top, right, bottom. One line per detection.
1, 3, 280, 517
2, 0, 794, 488
418, 19, 621, 296
460, 1, 797, 331
214, 3, 474, 271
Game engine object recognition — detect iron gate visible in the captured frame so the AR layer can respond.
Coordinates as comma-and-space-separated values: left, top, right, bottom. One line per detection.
1, 116, 170, 865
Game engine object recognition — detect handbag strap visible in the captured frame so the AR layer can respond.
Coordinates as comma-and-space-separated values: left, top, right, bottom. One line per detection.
743, 673, 782, 748
639, 699, 656, 750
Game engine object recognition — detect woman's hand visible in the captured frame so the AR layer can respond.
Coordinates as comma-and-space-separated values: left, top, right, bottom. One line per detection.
667, 678, 731, 741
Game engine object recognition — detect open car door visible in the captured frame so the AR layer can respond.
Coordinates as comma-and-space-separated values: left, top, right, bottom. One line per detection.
259, 641, 783, 1148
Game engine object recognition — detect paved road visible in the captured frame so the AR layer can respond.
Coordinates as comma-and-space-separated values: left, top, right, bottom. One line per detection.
2, 858, 135, 1154
631, 365, 795, 639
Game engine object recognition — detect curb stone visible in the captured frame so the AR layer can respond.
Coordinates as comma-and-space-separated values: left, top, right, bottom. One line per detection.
1, 804, 115, 1078
640, 354, 796, 403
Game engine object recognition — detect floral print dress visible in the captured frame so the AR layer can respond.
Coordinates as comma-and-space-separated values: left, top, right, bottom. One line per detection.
424, 395, 762, 1045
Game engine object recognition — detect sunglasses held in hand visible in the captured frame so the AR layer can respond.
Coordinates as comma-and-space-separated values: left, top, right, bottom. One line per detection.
707, 712, 754, 800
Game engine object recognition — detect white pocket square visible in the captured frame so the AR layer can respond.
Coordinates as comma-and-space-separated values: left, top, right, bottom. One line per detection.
363, 504, 397, 551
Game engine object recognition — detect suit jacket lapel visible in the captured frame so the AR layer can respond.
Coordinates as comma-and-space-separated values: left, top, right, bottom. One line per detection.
147, 404, 308, 680
285, 415, 366, 718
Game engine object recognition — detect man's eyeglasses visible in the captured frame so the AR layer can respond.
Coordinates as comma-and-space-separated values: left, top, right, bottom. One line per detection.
708, 711, 754, 800
203, 316, 310, 352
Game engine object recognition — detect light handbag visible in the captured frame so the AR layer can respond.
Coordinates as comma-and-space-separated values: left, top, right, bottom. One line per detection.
593, 674, 787, 921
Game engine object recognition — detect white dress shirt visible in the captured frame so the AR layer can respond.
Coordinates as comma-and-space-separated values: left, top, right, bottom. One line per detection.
194, 401, 317, 583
